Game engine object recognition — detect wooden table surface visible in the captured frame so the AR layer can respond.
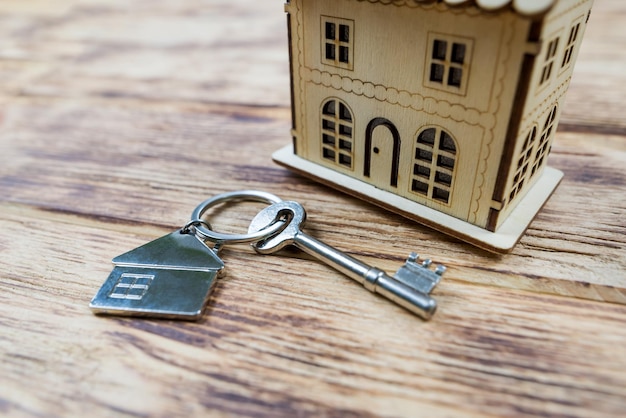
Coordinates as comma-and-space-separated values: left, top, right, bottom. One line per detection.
1, 1, 625, 417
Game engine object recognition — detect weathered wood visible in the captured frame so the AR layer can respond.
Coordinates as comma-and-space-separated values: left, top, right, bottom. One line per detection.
0, 0, 290, 107
0, 99, 623, 304
1, 203, 626, 417
0, 0, 625, 417
283, 0, 596, 249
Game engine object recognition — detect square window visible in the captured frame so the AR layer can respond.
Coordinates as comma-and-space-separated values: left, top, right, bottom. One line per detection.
425, 34, 472, 95
339, 46, 349, 64
325, 22, 335, 40
562, 48, 573, 67
568, 27, 576, 44
430, 63, 444, 83
448, 67, 462, 87
545, 43, 552, 60
550, 39, 559, 58
322, 134, 335, 145
325, 43, 336, 61
451, 43, 466, 64
432, 40, 447, 60
321, 17, 354, 70
339, 24, 350, 42
545, 63, 553, 80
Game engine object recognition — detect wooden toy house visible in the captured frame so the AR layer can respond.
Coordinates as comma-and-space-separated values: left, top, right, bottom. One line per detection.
274, 0, 594, 252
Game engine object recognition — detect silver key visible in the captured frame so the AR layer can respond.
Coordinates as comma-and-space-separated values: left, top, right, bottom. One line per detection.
248, 201, 445, 320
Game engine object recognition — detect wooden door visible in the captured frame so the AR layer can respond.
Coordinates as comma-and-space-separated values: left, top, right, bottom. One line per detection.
364, 118, 401, 191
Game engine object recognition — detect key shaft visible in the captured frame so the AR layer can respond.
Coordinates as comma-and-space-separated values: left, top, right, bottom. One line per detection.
249, 201, 443, 320
292, 231, 438, 319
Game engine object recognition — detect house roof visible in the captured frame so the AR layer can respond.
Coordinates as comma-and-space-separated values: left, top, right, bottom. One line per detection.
113, 231, 224, 271
423, 0, 556, 16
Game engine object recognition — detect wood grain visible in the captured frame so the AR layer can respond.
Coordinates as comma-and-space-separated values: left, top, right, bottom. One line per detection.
1, 0, 625, 417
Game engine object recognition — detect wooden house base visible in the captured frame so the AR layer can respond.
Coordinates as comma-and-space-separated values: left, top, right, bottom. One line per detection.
273, 145, 563, 253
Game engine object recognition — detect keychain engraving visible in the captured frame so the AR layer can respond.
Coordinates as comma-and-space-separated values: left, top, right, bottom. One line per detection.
90, 190, 284, 320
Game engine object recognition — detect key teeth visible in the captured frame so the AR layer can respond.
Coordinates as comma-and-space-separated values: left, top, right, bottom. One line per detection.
405, 253, 445, 274
393, 253, 445, 295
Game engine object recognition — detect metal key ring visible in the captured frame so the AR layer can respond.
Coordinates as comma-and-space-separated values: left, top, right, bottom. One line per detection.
190, 190, 284, 244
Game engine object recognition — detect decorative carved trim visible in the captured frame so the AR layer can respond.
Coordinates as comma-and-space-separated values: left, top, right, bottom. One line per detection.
468, 15, 515, 223
302, 68, 489, 127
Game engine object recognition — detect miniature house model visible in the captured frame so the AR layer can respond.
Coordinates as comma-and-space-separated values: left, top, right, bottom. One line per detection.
274, 0, 593, 252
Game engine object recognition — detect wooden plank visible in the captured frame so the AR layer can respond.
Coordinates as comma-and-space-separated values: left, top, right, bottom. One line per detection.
0, 100, 624, 305
1, 203, 626, 417
0, 0, 290, 107
0, 0, 624, 416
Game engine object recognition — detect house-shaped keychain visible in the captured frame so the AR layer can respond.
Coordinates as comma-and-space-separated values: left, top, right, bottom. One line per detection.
274, 0, 593, 252
90, 230, 224, 319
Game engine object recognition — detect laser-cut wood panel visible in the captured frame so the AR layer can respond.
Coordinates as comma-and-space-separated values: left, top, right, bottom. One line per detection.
1, 0, 625, 417
282, 0, 594, 251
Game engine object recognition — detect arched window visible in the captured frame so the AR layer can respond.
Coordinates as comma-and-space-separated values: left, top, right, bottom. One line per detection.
508, 105, 558, 206
509, 125, 537, 203
321, 99, 354, 169
532, 105, 557, 176
410, 127, 457, 204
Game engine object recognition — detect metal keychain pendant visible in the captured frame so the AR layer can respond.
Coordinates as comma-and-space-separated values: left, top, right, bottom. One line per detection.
89, 191, 284, 320
89, 228, 224, 320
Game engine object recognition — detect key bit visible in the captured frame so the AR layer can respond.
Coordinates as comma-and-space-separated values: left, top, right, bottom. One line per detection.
394, 252, 445, 295
248, 201, 445, 320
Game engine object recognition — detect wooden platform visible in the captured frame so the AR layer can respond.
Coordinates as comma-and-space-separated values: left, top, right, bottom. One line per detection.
1, 1, 625, 417
273, 145, 564, 254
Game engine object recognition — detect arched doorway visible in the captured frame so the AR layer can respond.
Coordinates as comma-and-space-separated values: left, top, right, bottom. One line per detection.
364, 118, 401, 190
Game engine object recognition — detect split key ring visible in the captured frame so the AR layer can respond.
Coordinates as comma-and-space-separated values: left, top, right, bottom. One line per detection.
188, 190, 286, 245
